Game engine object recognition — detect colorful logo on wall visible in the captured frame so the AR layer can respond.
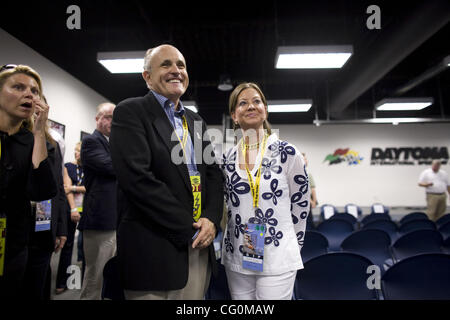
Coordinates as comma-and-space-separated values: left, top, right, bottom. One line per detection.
324, 148, 364, 165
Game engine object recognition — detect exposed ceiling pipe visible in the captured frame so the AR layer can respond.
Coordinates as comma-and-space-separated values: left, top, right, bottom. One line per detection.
393, 55, 450, 96
328, 0, 450, 118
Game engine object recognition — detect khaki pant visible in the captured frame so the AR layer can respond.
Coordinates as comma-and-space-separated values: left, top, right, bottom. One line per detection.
124, 246, 210, 300
426, 193, 447, 221
80, 230, 117, 300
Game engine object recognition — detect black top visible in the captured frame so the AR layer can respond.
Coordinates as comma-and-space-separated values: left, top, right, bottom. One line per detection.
65, 162, 84, 186
0, 128, 57, 260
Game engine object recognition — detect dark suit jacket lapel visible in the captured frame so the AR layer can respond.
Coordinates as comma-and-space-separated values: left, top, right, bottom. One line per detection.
93, 130, 110, 153
146, 93, 192, 194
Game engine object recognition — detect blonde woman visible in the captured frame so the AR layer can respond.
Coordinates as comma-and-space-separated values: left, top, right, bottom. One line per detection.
221, 82, 310, 300
0, 64, 56, 298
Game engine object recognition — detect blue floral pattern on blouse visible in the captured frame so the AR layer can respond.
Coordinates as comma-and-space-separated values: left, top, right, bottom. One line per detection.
262, 179, 283, 205
268, 141, 296, 164
297, 231, 305, 246
265, 227, 283, 247
261, 158, 282, 180
224, 231, 234, 253
234, 214, 246, 239
225, 172, 250, 207
249, 208, 278, 227
222, 149, 236, 173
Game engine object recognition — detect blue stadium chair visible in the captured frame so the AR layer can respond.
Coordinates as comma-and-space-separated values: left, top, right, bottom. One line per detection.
436, 213, 450, 228
301, 230, 329, 263
341, 229, 391, 275
205, 259, 231, 300
398, 211, 428, 226
370, 203, 389, 215
102, 256, 125, 300
362, 220, 399, 244
320, 204, 338, 221
294, 252, 379, 300
398, 219, 436, 236
381, 253, 450, 300
360, 213, 391, 227
316, 218, 354, 252
438, 220, 450, 241
344, 203, 362, 219
390, 229, 443, 263
329, 212, 357, 228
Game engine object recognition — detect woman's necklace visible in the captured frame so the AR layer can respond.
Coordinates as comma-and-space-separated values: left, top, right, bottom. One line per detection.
244, 142, 260, 150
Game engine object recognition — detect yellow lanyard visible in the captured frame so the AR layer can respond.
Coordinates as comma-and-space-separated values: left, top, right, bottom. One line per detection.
241, 134, 268, 208
173, 116, 202, 222
173, 116, 189, 155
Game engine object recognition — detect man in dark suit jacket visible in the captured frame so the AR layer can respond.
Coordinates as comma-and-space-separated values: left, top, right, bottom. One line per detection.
79, 102, 117, 300
110, 44, 223, 300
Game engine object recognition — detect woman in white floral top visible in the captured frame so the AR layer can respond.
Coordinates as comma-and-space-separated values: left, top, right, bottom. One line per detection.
221, 82, 310, 300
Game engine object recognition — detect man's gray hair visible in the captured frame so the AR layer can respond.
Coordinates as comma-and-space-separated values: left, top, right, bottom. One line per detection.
96, 102, 115, 117
143, 47, 156, 72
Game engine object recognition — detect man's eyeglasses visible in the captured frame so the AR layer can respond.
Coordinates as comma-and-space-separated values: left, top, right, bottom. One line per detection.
0, 64, 18, 73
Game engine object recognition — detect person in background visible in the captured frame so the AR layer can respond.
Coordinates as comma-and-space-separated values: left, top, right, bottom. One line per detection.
221, 82, 310, 300
55, 141, 86, 294
0, 64, 57, 298
78, 102, 117, 300
302, 152, 317, 230
418, 160, 450, 221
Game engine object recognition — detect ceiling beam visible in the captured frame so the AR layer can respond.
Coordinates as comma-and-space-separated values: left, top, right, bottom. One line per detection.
328, 0, 450, 118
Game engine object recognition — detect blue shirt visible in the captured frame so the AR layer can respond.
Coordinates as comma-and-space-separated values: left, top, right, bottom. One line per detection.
150, 90, 198, 174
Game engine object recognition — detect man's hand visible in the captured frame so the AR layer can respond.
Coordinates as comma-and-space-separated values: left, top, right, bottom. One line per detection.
54, 236, 67, 253
192, 218, 216, 250
71, 211, 81, 223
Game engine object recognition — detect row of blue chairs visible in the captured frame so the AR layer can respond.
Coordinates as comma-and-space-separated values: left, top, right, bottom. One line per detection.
302, 228, 450, 273
294, 252, 450, 300
310, 213, 450, 250
319, 203, 450, 226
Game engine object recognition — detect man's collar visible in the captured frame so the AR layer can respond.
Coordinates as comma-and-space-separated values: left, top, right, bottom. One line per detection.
150, 90, 186, 116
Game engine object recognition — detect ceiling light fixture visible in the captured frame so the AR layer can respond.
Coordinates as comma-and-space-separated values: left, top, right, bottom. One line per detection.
183, 101, 198, 113
97, 51, 146, 74
313, 117, 450, 126
218, 74, 233, 91
275, 45, 353, 69
375, 97, 434, 111
268, 100, 313, 113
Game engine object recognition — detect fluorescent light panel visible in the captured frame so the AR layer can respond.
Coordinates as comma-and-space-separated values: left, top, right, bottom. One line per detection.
268, 100, 312, 113
97, 51, 146, 74
275, 45, 353, 69
183, 101, 198, 113
375, 98, 433, 111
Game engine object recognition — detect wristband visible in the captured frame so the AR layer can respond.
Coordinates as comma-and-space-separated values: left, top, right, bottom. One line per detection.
71, 208, 78, 213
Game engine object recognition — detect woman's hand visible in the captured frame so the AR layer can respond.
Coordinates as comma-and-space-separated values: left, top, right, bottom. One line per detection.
32, 96, 49, 134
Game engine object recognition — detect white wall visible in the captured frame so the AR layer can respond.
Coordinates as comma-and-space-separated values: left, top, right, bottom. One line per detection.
274, 123, 450, 207
0, 28, 110, 163
207, 122, 450, 208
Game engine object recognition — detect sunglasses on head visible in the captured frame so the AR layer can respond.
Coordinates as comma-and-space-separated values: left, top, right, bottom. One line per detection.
0, 64, 18, 73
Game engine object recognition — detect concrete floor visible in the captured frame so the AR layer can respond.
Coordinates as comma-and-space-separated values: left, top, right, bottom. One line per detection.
50, 231, 82, 300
